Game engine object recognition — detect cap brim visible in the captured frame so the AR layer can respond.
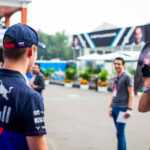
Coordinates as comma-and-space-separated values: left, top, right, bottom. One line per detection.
38, 42, 46, 50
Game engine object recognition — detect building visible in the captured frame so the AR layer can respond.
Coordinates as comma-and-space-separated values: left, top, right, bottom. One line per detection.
0, 0, 31, 61
72, 22, 150, 59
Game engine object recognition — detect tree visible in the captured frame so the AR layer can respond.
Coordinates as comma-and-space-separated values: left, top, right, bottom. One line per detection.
37, 31, 73, 60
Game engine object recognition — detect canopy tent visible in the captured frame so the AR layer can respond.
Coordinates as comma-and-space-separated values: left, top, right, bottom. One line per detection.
100, 52, 137, 61
77, 52, 137, 74
77, 53, 104, 70
115, 51, 140, 60
77, 53, 103, 60
77, 52, 137, 61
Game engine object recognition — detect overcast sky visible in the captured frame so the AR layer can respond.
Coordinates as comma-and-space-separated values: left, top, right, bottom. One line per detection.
10, 0, 150, 35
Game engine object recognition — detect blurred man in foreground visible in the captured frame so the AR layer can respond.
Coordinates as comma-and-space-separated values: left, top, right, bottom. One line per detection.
134, 41, 150, 112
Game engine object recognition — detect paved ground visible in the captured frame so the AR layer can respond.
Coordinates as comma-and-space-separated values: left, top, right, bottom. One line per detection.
43, 84, 150, 150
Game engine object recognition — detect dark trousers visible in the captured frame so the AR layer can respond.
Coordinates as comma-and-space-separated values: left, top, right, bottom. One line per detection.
112, 106, 127, 150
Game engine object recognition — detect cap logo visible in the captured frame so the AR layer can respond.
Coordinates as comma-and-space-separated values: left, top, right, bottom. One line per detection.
18, 42, 25, 47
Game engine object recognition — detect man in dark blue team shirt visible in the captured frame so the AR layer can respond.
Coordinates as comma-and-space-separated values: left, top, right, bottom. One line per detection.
0, 24, 48, 150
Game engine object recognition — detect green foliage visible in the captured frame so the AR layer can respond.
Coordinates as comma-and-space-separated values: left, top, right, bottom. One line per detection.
112, 70, 117, 75
97, 70, 108, 81
80, 72, 91, 80
42, 68, 55, 77
85, 67, 93, 73
93, 67, 102, 74
79, 67, 92, 80
65, 67, 76, 80
37, 31, 73, 60
84, 66, 101, 75
49, 68, 55, 73
127, 67, 136, 75
42, 69, 50, 77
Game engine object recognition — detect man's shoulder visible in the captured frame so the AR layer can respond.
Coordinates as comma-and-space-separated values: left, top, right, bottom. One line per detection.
19, 83, 40, 97
122, 71, 133, 86
26, 85, 42, 97
12, 79, 42, 100
18, 86, 43, 106
123, 71, 132, 78
119, 72, 133, 84
0, 76, 42, 106
37, 72, 44, 78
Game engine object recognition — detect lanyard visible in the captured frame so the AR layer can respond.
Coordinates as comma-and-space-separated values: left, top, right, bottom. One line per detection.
113, 71, 124, 96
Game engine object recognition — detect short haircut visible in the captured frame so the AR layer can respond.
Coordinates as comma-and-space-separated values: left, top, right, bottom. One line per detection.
3, 36, 28, 59
35, 63, 40, 68
114, 57, 125, 65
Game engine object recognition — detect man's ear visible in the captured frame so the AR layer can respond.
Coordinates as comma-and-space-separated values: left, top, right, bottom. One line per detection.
28, 45, 34, 56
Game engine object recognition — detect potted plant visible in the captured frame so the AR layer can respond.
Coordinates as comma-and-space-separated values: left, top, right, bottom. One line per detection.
127, 67, 136, 76
42, 69, 51, 80
79, 69, 91, 90
49, 68, 55, 78
97, 70, 108, 92
64, 67, 76, 88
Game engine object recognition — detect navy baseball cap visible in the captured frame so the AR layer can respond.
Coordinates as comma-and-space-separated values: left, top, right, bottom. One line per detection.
3, 23, 46, 50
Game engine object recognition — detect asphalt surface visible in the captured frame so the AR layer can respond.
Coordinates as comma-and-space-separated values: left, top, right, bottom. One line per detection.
43, 84, 150, 150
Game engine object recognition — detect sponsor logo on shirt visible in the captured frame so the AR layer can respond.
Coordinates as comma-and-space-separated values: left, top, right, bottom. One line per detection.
41, 126, 46, 129
0, 106, 12, 123
34, 117, 44, 124
36, 126, 41, 130
0, 80, 13, 100
33, 110, 44, 116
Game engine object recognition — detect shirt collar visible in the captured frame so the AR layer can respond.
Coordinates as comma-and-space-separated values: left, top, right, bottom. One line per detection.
0, 68, 26, 83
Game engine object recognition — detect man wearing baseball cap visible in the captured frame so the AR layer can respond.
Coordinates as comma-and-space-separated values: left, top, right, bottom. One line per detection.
0, 23, 48, 150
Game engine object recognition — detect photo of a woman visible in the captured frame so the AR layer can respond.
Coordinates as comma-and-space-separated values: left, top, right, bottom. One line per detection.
72, 35, 82, 50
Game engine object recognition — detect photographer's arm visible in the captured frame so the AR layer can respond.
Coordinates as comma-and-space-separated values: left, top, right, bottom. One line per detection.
138, 93, 150, 112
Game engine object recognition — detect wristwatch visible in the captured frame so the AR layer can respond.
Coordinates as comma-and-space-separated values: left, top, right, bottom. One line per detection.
127, 107, 132, 111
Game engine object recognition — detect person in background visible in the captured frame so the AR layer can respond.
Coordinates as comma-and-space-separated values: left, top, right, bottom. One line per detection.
73, 36, 81, 50
30, 63, 45, 95
108, 57, 134, 150
0, 23, 48, 150
133, 27, 145, 45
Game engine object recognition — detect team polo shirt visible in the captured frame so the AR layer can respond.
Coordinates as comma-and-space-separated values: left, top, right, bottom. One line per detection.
0, 69, 46, 150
